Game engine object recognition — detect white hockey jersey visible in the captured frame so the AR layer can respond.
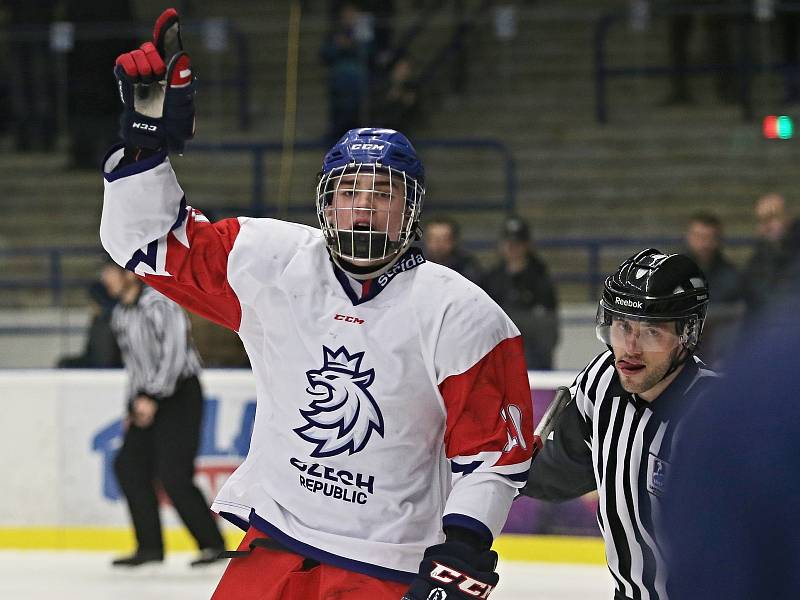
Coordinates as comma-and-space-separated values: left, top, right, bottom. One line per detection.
100, 147, 534, 582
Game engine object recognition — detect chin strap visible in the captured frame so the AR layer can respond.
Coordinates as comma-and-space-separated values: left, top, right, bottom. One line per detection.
661, 346, 690, 382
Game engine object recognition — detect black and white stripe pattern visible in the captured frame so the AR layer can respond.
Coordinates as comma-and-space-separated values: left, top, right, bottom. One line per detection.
571, 351, 716, 600
111, 285, 201, 400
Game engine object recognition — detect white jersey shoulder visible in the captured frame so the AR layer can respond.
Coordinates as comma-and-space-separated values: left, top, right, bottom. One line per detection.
410, 261, 520, 383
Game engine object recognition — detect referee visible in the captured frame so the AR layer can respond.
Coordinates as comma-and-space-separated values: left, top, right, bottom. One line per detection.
521, 248, 717, 600
100, 261, 225, 567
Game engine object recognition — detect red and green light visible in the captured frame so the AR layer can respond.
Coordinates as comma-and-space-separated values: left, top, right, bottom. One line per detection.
763, 115, 794, 140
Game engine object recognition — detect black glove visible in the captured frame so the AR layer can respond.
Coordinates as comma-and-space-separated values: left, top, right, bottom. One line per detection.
402, 541, 499, 600
114, 8, 196, 154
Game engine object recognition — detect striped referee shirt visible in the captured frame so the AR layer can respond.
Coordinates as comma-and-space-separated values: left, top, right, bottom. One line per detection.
522, 351, 716, 600
111, 285, 202, 401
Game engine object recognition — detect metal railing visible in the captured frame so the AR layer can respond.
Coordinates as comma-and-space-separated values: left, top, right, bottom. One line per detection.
190, 137, 518, 216
534, 236, 754, 300
0, 236, 755, 308
594, 2, 800, 123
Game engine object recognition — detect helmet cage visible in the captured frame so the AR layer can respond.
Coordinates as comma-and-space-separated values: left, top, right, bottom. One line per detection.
315, 162, 425, 266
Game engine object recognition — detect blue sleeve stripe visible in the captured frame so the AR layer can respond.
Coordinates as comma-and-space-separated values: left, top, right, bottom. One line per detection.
218, 511, 250, 532
451, 460, 483, 475
503, 470, 530, 483
122, 197, 187, 272
103, 145, 168, 182
171, 196, 188, 231
442, 513, 494, 544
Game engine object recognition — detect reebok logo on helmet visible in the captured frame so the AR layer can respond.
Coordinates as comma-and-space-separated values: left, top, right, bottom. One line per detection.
615, 297, 643, 309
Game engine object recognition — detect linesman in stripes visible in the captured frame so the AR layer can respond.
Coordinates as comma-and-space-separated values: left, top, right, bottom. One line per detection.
520, 248, 717, 600
100, 260, 225, 567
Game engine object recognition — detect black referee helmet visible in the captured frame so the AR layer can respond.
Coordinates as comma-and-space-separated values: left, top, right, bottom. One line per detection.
596, 248, 710, 354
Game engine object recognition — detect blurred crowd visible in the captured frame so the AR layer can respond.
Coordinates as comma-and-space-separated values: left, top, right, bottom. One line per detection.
1, 0, 136, 168
0, 0, 428, 166
57, 190, 800, 374
5, 0, 800, 165
660, 0, 800, 105
2, 2, 796, 372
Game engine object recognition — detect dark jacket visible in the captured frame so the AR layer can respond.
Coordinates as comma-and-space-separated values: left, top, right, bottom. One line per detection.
481, 253, 559, 370
742, 219, 800, 316
686, 249, 741, 303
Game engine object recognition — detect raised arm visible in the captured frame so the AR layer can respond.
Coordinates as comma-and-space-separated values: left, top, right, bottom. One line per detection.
101, 148, 243, 331
100, 9, 242, 331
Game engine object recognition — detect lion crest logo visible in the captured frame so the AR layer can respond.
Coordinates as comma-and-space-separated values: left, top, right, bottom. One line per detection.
294, 346, 384, 458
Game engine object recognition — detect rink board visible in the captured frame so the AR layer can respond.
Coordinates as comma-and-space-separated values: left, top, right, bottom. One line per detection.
0, 370, 603, 563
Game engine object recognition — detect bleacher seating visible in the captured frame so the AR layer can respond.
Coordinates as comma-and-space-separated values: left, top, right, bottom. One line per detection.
2, 0, 796, 309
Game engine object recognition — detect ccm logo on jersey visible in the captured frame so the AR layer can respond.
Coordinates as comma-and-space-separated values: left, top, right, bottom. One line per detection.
350, 143, 384, 150
132, 122, 158, 132
334, 314, 364, 325
429, 562, 494, 598
615, 297, 643, 309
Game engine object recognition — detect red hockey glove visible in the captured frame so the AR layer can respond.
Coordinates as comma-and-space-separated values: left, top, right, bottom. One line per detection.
114, 8, 196, 154
402, 540, 499, 600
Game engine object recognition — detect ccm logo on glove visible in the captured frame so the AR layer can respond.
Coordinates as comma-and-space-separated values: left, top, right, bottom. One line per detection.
132, 122, 158, 132
429, 562, 494, 598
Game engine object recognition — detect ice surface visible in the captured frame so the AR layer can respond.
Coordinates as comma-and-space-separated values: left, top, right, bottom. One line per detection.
0, 551, 614, 599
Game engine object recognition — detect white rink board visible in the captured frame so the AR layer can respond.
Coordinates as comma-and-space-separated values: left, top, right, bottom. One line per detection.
0, 370, 259, 528
0, 369, 574, 528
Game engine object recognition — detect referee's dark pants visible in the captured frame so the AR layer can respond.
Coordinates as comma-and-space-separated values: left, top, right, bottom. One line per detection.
113, 375, 224, 554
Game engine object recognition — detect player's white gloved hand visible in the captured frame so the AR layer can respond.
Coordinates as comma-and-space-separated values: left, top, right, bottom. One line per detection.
113, 8, 196, 154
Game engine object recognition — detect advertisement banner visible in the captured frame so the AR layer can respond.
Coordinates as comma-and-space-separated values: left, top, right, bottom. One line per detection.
0, 370, 600, 539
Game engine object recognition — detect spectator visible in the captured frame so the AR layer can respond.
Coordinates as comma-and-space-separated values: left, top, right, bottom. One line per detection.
663, 275, 800, 599
422, 215, 483, 283
99, 261, 225, 568
482, 216, 559, 370
5, 0, 58, 152
742, 193, 800, 317
684, 211, 740, 302
64, 0, 136, 169
56, 279, 122, 368
779, 4, 800, 103
663, 0, 738, 104
683, 211, 743, 366
320, 2, 375, 144
374, 56, 422, 132
327, 0, 394, 69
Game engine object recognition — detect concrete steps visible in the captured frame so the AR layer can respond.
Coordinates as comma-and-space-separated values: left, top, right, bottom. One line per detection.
4, 0, 797, 307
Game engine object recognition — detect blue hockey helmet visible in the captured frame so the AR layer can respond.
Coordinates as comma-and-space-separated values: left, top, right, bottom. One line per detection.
316, 128, 426, 275
321, 128, 425, 185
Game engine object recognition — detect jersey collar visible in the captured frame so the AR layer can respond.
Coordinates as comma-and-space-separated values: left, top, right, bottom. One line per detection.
331, 247, 426, 306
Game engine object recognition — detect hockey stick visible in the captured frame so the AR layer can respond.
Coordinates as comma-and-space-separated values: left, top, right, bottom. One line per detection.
531, 386, 573, 458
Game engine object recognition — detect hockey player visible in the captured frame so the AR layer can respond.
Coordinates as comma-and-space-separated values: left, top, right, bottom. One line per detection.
101, 9, 533, 600
520, 248, 716, 600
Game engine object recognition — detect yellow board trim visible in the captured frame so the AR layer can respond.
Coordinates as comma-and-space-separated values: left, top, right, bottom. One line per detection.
0, 528, 605, 564
0, 528, 244, 552
494, 534, 606, 565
